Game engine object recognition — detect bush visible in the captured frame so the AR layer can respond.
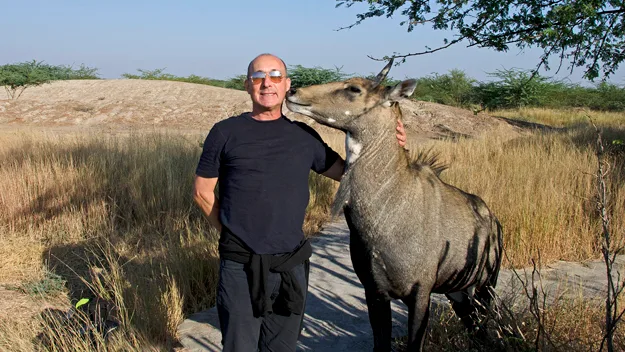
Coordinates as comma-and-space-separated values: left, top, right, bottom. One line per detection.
474, 68, 551, 110
413, 69, 476, 108
288, 65, 351, 88
121, 68, 246, 91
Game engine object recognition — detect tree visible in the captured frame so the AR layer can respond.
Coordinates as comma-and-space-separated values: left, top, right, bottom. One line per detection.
336, 0, 625, 80
0, 61, 53, 99
1, 61, 99, 99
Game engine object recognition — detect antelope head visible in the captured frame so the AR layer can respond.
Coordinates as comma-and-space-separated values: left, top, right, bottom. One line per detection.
285, 59, 417, 132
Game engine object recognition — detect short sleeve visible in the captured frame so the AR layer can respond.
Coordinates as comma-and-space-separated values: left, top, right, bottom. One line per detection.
196, 124, 226, 178
296, 122, 340, 174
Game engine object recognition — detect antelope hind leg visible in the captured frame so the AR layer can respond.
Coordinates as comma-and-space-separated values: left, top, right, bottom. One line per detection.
446, 286, 491, 341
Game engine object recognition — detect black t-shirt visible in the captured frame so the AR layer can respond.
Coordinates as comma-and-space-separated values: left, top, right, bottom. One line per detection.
196, 113, 339, 254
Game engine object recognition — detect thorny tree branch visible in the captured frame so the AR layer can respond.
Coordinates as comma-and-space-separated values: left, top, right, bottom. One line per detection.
497, 247, 557, 350
590, 118, 625, 352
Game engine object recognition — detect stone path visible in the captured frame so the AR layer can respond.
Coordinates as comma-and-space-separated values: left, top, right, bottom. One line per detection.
177, 216, 624, 351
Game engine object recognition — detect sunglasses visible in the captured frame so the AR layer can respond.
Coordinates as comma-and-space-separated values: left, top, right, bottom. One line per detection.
249, 70, 284, 84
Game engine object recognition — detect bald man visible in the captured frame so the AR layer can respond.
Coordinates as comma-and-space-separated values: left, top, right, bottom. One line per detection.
193, 53, 406, 351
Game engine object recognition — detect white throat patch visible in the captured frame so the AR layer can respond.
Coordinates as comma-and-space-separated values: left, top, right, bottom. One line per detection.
345, 132, 363, 166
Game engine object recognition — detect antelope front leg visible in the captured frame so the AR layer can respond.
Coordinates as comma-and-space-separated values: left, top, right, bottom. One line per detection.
402, 286, 432, 351
363, 288, 392, 352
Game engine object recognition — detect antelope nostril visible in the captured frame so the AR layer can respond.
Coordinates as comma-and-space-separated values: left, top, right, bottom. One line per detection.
288, 88, 297, 96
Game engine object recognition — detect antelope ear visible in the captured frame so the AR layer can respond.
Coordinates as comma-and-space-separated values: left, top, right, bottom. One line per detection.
386, 79, 417, 102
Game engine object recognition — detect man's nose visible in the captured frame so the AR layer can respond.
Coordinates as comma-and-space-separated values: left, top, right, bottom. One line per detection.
261, 76, 272, 87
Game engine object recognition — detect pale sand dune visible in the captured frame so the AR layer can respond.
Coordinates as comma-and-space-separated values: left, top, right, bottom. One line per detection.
1, 79, 524, 144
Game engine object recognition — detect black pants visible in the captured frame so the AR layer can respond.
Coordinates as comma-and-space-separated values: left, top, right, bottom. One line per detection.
217, 258, 309, 352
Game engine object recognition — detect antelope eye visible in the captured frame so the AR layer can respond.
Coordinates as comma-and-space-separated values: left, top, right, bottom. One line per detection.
347, 86, 361, 94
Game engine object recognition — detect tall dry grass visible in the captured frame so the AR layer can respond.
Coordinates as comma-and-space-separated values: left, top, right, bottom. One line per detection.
491, 107, 625, 127
0, 130, 336, 350
421, 292, 625, 351
419, 125, 625, 267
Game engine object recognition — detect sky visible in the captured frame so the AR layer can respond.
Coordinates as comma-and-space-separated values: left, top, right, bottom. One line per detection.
2, 0, 624, 86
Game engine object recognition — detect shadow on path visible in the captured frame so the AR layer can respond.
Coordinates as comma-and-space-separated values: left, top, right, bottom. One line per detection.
178, 217, 411, 352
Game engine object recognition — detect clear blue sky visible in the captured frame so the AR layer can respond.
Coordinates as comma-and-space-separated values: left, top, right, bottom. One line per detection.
3, 0, 624, 85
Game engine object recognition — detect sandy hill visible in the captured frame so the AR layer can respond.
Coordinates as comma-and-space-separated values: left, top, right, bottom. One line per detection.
0, 79, 522, 142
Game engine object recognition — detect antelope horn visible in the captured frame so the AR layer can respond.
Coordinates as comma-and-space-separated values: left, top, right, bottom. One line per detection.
373, 58, 394, 87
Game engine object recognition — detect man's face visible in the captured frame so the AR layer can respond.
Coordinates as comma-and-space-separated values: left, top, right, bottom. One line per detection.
245, 55, 291, 112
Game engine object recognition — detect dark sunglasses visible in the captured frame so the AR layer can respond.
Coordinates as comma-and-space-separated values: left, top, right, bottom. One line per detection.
249, 70, 284, 84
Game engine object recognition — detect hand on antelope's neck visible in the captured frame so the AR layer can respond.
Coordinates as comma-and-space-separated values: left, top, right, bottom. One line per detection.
396, 119, 407, 148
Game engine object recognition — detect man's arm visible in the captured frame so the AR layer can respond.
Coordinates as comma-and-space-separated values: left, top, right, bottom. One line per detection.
322, 158, 345, 181
193, 175, 222, 232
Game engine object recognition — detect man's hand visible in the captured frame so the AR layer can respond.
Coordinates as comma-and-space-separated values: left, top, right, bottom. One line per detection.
396, 119, 407, 148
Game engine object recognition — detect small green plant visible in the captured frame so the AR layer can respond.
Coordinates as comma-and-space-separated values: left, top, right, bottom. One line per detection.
12, 268, 66, 297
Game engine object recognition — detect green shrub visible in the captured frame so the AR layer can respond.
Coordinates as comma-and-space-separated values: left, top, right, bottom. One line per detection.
8, 268, 67, 297
121, 68, 246, 91
474, 68, 551, 109
288, 65, 351, 88
413, 69, 476, 108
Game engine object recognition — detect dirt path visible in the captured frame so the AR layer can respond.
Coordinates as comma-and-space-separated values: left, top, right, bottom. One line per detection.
177, 216, 624, 351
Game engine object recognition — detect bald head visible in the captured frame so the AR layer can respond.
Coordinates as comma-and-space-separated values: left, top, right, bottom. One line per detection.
247, 53, 288, 77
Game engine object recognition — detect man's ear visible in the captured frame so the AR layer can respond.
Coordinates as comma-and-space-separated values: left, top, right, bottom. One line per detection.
285, 77, 291, 92
386, 79, 417, 102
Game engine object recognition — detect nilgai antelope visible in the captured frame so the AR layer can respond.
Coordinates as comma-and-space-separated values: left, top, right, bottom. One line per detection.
286, 60, 503, 351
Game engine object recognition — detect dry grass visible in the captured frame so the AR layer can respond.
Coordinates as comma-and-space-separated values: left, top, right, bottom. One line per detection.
419, 292, 625, 351
491, 107, 625, 128
420, 126, 625, 267
0, 130, 336, 350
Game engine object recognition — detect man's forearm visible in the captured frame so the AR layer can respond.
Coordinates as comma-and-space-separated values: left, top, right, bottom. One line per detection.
322, 158, 345, 181
194, 192, 222, 232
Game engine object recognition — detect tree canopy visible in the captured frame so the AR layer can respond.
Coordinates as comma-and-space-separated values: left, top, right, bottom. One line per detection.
336, 0, 625, 80
0, 61, 99, 99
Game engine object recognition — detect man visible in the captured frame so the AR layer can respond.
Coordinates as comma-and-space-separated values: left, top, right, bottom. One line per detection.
193, 53, 406, 352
